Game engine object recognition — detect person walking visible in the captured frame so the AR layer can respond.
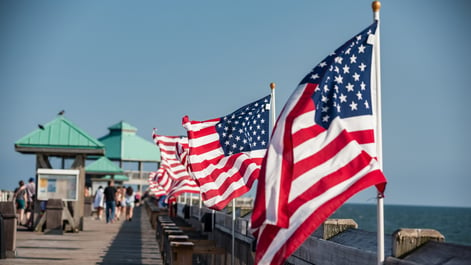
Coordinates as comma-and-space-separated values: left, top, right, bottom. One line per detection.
114, 186, 122, 221
13, 180, 27, 226
134, 191, 142, 207
93, 186, 105, 220
103, 180, 117, 224
125, 186, 135, 221
25, 177, 36, 228
119, 186, 126, 220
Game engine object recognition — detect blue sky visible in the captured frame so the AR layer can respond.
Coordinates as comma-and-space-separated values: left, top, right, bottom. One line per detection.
1, 0, 470, 207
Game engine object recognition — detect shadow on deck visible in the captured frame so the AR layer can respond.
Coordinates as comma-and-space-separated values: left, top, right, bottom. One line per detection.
98, 207, 162, 265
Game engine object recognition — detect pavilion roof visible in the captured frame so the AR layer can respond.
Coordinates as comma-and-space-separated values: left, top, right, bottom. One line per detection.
15, 115, 104, 155
85, 157, 123, 174
98, 121, 160, 162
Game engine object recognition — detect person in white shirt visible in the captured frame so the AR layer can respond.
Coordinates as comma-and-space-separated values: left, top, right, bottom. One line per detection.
25, 177, 36, 227
124, 186, 135, 221
93, 186, 104, 220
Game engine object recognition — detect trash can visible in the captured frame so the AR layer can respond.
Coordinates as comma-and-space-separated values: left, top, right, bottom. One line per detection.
201, 212, 214, 232
0, 201, 17, 258
183, 205, 190, 219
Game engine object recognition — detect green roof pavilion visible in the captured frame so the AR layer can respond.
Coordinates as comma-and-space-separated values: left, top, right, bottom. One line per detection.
97, 121, 160, 192
85, 157, 127, 188
15, 115, 105, 231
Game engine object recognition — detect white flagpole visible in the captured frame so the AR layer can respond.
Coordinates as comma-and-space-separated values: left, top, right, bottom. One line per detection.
184, 193, 188, 218
231, 198, 236, 265
372, 1, 384, 264
211, 209, 215, 231
270, 82, 276, 132
199, 192, 202, 220
189, 193, 193, 216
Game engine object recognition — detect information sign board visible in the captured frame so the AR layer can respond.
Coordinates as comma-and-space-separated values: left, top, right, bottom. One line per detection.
37, 169, 79, 201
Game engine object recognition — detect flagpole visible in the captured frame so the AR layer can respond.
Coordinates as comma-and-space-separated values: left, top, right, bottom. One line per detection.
231, 198, 236, 265
199, 192, 202, 220
270, 82, 276, 131
189, 193, 193, 217
372, 1, 384, 264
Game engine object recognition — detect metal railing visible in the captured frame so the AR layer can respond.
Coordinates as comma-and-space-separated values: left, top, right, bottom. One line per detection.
0, 191, 13, 202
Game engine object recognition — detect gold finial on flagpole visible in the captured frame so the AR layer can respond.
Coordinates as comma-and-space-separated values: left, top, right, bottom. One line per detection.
270, 82, 276, 90
372, 1, 381, 12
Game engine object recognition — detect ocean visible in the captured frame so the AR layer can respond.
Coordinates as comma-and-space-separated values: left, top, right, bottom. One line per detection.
329, 203, 471, 246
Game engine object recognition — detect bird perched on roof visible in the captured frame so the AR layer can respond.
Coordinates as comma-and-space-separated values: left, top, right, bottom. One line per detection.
38, 124, 45, 130
58, 110, 65, 115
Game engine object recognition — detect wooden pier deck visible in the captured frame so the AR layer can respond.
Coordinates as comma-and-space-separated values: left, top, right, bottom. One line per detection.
0, 206, 163, 265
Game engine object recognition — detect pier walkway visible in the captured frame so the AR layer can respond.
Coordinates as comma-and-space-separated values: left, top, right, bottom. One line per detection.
0, 206, 163, 265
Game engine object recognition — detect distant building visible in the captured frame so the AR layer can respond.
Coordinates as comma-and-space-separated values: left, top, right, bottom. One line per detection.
85, 156, 127, 193
97, 121, 161, 193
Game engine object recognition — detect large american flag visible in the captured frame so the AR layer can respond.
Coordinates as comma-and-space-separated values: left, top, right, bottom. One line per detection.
182, 95, 271, 210
251, 22, 387, 265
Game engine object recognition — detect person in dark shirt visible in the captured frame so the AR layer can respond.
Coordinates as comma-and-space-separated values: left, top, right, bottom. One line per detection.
103, 180, 117, 223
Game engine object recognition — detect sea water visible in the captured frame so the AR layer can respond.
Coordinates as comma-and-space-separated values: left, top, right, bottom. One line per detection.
330, 203, 471, 246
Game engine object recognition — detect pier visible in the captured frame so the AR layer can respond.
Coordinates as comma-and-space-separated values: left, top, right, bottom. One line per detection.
0, 206, 162, 265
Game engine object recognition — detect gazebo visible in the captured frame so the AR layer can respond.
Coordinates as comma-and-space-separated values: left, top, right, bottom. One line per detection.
97, 121, 160, 193
85, 156, 127, 193
15, 114, 105, 231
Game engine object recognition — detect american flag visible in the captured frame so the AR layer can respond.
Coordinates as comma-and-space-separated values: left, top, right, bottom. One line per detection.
147, 169, 167, 197
251, 22, 387, 265
175, 140, 195, 179
152, 131, 192, 181
166, 140, 200, 199
148, 132, 200, 200
167, 178, 200, 199
182, 95, 271, 210
148, 168, 172, 197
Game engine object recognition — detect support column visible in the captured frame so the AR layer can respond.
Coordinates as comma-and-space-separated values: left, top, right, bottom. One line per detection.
33, 154, 53, 229
138, 161, 144, 194
71, 154, 85, 231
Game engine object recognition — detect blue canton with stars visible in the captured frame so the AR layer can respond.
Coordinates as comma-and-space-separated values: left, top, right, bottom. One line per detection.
300, 22, 377, 129
215, 95, 271, 156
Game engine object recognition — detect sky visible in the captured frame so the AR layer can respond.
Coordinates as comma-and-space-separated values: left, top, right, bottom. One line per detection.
1, 0, 470, 208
